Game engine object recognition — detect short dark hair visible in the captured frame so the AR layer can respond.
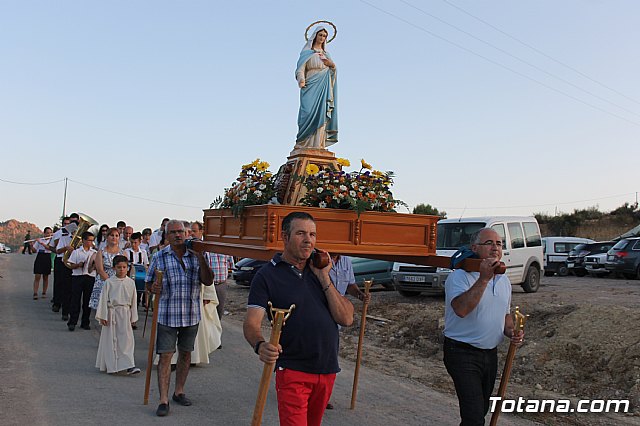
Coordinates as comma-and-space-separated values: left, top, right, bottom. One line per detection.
282, 212, 315, 237
81, 231, 94, 240
44, 227, 52, 233
112, 255, 128, 266
117, 221, 126, 228
191, 221, 203, 231
69, 213, 79, 219
142, 228, 152, 236
130, 232, 142, 241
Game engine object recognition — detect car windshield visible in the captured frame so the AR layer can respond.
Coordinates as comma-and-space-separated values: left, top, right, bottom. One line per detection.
612, 240, 628, 250
568, 244, 587, 255
437, 222, 486, 250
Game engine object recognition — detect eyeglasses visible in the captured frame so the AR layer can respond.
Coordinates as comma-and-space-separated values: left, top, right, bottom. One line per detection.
477, 240, 503, 248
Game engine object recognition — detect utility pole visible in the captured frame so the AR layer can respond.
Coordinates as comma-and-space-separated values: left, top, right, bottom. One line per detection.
61, 177, 68, 220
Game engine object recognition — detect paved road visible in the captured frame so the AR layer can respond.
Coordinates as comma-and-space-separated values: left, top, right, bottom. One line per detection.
0, 254, 536, 425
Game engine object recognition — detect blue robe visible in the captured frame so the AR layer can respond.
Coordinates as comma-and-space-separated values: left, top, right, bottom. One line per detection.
295, 49, 338, 147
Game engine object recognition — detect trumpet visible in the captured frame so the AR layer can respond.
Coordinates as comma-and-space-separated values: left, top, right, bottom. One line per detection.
62, 213, 99, 266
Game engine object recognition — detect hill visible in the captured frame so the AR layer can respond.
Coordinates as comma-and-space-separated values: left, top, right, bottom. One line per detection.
536, 203, 640, 240
0, 220, 43, 251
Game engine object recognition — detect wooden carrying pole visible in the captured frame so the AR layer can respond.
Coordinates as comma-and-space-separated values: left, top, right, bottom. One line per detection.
251, 303, 296, 426
489, 306, 528, 426
143, 270, 163, 405
350, 279, 373, 409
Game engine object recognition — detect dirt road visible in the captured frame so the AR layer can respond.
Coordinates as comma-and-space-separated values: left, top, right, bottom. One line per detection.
223, 273, 640, 425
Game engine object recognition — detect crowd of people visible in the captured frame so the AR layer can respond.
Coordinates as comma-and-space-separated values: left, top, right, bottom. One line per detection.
26, 211, 522, 424
27, 215, 233, 378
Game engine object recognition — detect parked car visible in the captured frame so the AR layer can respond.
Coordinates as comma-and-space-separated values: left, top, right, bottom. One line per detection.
232, 258, 268, 286
435, 216, 544, 293
391, 262, 451, 297
542, 237, 593, 276
605, 237, 640, 279
231, 256, 394, 289
0, 243, 6, 253
584, 253, 610, 277
566, 241, 616, 277
351, 257, 394, 289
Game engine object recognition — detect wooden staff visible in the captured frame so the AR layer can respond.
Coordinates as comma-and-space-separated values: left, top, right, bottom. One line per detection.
489, 306, 528, 426
251, 302, 296, 426
142, 290, 151, 338
350, 278, 373, 409
143, 270, 163, 405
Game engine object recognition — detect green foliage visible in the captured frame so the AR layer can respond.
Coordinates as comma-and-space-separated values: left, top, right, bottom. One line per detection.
535, 203, 639, 236
413, 203, 447, 218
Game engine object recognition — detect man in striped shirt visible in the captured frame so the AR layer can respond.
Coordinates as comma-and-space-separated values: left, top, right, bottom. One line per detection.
146, 220, 214, 417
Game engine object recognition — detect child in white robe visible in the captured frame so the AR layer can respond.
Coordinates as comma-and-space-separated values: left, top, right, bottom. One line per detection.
95, 255, 140, 374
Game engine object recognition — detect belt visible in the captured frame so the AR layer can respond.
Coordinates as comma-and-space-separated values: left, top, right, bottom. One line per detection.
214, 281, 226, 285
38, 250, 47, 253
444, 336, 496, 352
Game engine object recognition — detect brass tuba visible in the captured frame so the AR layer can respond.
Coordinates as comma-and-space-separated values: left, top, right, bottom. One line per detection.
62, 213, 99, 266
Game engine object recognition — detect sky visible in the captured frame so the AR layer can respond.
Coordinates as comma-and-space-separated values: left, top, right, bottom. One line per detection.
1, 0, 639, 232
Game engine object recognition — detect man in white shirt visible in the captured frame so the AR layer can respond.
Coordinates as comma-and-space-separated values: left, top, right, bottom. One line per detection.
125, 232, 149, 309
65, 232, 97, 331
148, 218, 170, 254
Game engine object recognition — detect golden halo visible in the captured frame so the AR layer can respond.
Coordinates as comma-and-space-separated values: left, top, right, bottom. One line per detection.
304, 20, 337, 43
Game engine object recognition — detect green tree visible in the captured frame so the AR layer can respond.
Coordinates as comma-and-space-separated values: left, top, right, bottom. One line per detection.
413, 203, 447, 218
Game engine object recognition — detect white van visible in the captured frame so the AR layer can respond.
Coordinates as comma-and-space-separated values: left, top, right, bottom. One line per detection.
541, 236, 594, 276
436, 216, 544, 292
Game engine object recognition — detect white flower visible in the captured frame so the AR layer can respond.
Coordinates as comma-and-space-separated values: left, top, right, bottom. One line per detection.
339, 185, 347, 191
317, 187, 324, 193
338, 193, 345, 198
351, 182, 358, 188
254, 190, 262, 197
319, 201, 327, 208
349, 190, 356, 197
240, 194, 248, 201
259, 184, 266, 190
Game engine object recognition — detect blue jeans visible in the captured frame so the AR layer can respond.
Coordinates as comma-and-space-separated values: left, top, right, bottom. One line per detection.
443, 337, 498, 426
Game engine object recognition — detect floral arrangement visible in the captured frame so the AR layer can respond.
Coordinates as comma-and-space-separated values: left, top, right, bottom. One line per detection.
211, 159, 276, 216
298, 158, 406, 215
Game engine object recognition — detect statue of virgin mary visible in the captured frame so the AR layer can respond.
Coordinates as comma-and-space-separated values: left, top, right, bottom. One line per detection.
294, 26, 338, 149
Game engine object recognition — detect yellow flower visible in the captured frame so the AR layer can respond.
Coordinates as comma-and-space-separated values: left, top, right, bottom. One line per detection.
250, 158, 260, 167
372, 170, 384, 178
361, 159, 372, 170
241, 163, 252, 170
257, 161, 269, 172
337, 158, 351, 167
264, 172, 273, 178
306, 163, 320, 175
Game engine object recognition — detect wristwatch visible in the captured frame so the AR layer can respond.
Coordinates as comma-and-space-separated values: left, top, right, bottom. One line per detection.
254, 340, 265, 354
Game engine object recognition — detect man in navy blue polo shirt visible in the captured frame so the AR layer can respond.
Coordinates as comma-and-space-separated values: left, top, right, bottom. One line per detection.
243, 211, 354, 426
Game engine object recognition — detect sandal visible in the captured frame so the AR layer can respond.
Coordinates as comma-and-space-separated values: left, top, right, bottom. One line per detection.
33, 294, 38, 300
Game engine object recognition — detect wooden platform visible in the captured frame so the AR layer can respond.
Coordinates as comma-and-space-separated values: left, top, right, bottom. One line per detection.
194, 204, 501, 273
196, 204, 436, 260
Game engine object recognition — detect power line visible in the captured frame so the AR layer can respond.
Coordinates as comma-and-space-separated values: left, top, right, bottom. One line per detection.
397, 0, 640, 118
441, 0, 640, 107
67, 179, 204, 209
0, 177, 65, 185
356, 0, 640, 127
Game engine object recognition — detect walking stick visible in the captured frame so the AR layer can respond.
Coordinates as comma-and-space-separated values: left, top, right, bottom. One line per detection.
143, 270, 163, 405
489, 306, 528, 426
350, 279, 373, 409
142, 290, 150, 338
251, 302, 296, 426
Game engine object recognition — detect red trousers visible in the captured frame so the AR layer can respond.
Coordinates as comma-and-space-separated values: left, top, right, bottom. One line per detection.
275, 368, 336, 426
